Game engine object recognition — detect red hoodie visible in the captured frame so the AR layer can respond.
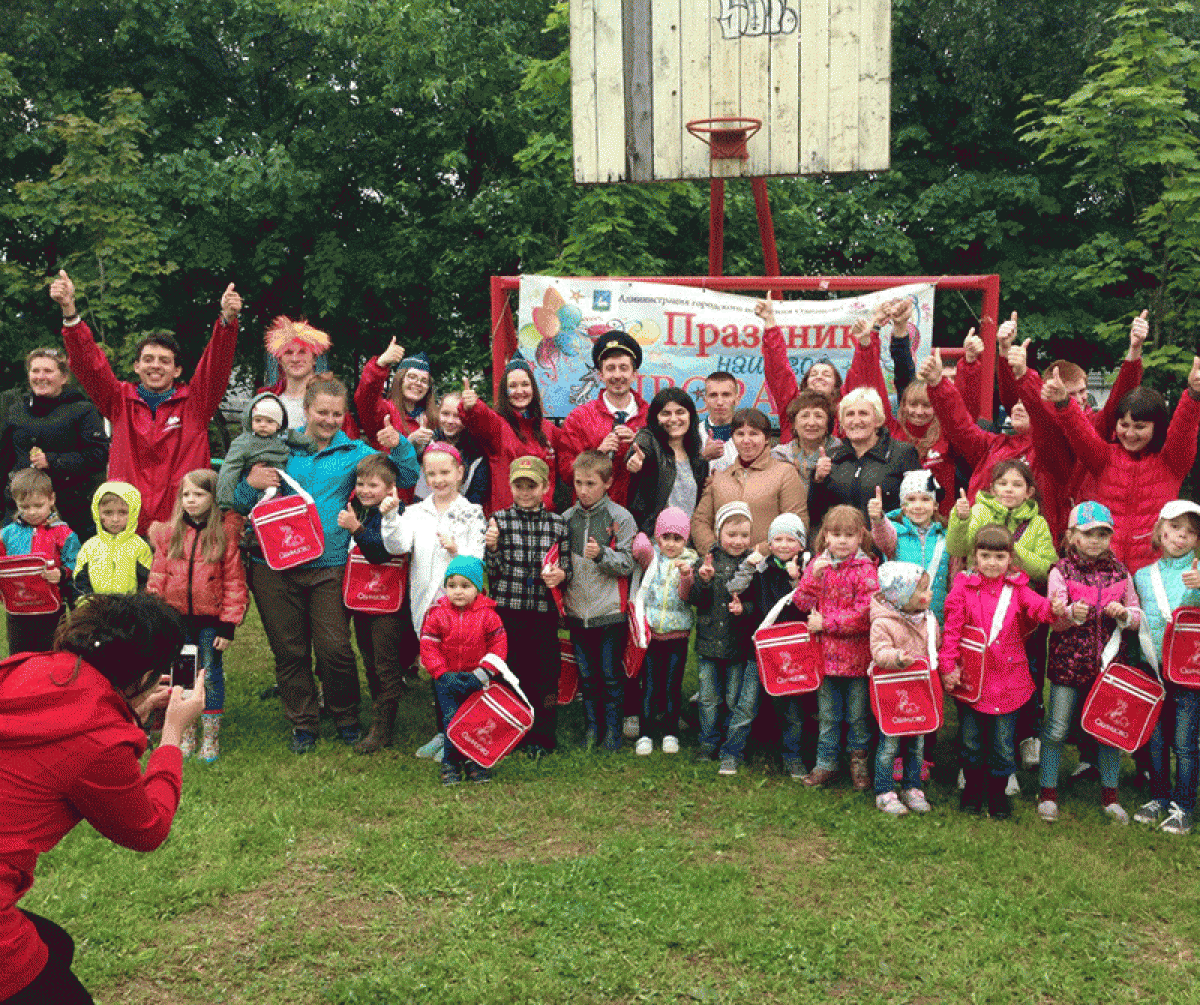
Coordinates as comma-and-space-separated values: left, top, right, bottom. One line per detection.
0, 652, 182, 998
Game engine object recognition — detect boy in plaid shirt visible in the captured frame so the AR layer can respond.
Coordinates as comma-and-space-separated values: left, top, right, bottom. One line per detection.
484, 455, 571, 754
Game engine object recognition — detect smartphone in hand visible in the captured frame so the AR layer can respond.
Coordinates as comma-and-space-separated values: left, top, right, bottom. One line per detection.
170, 644, 199, 692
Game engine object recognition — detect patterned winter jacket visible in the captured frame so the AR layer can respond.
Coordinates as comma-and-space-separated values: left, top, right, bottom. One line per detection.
632, 537, 697, 640
1046, 550, 1140, 688
790, 550, 878, 678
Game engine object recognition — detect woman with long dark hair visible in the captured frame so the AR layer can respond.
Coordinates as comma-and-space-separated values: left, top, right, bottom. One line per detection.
626, 386, 710, 536
457, 357, 559, 514
0, 594, 204, 1004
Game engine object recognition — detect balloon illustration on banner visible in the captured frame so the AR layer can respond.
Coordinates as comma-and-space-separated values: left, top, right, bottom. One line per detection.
518, 288, 591, 380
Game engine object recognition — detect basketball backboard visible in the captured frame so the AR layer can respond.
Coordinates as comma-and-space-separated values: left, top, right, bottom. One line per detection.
570, 0, 891, 184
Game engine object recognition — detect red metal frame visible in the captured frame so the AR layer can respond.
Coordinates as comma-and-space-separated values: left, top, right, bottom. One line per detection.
489, 274, 1000, 419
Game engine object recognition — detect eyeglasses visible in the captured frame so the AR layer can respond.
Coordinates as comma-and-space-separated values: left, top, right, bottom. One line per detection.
30, 348, 62, 357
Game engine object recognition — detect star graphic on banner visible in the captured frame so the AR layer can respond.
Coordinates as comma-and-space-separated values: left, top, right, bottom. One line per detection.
570, 289, 583, 303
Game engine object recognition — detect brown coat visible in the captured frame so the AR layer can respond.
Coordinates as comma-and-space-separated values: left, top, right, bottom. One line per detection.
691, 448, 806, 555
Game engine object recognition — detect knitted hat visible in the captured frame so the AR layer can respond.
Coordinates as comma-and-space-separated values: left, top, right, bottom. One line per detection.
1069, 500, 1114, 532
767, 513, 806, 546
263, 316, 331, 359
398, 351, 430, 373
591, 330, 643, 370
715, 501, 753, 533
899, 469, 940, 502
655, 506, 691, 540
505, 352, 534, 375
509, 455, 549, 486
878, 561, 926, 611
445, 555, 484, 592
424, 442, 462, 464
251, 397, 285, 427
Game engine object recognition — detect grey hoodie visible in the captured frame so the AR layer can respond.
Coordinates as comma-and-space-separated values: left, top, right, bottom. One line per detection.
215, 391, 312, 508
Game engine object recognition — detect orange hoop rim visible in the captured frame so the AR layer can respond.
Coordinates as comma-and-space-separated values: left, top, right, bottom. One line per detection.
685, 117, 762, 161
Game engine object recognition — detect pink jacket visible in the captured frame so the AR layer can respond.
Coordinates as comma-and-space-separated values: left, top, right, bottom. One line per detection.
939, 568, 1055, 715
791, 552, 878, 677
1052, 390, 1200, 572
868, 595, 943, 690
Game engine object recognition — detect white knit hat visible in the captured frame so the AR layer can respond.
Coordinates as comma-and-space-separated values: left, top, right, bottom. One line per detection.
715, 501, 753, 532
251, 398, 285, 427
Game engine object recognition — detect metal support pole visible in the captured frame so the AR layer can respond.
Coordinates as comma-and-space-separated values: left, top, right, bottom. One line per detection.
708, 178, 725, 277
751, 178, 780, 285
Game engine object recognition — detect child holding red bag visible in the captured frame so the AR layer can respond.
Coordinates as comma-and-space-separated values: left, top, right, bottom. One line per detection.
940, 523, 1066, 819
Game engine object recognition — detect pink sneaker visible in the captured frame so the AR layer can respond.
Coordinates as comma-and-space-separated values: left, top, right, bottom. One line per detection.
892, 757, 903, 783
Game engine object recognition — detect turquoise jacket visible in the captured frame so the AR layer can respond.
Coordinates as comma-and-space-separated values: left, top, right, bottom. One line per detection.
882, 508, 950, 618
234, 430, 418, 570
1134, 552, 1200, 669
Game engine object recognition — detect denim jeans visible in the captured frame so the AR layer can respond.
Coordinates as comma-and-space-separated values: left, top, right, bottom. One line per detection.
434, 671, 484, 766
642, 637, 688, 740
184, 622, 224, 713
697, 656, 760, 761
958, 704, 1018, 777
1165, 687, 1200, 812
1040, 683, 1121, 790
815, 676, 870, 771
572, 623, 627, 747
875, 733, 925, 794
774, 694, 806, 766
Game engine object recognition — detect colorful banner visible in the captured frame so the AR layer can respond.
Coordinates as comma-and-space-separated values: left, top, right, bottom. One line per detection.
516, 276, 936, 421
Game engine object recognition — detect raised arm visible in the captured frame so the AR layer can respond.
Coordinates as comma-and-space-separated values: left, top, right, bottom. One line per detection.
1043, 372, 1111, 478
953, 327, 986, 419
1093, 311, 1148, 439
1162, 359, 1200, 478
186, 283, 242, 424
756, 300, 799, 421
53, 270, 121, 417
922, 349, 995, 470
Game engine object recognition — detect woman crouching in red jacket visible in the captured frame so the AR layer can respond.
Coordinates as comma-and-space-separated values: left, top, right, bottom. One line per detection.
0, 594, 204, 1004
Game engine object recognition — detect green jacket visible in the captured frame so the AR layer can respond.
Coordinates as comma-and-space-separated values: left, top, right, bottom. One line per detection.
946, 491, 1056, 584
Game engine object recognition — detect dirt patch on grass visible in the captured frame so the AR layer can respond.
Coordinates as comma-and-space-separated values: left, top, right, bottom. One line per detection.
445, 830, 599, 866
1135, 922, 1197, 971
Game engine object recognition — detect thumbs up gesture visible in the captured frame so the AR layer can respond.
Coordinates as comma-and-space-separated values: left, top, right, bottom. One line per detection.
754, 298, 777, 329
954, 488, 971, 522
337, 503, 362, 533
1041, 365, 1069, 404
850, 317, 874, 348
1189, 356, 1200, 396
1128, 309, 1149, 358
626, 442, 645, 475
728, 592, 743, 615
917, 347, 943, 385
379, 487, 401, 514
996, 311, 1018, 355
785, 556, 800, 581
868, 485, 885, 523
485, 517, 500, 552
460, 375, 478, 411
220, 283, 242, 322
813, 445, 832, 483
698, 551, 715, 582
378, 337, 406, 367
962, 328, 984, 364
1007, 338, 1031, 380
585, 536, 601, 560
378, 413, 402, 450
438, 530, 459, 556
408, 411, 434, 448
50, 269, 76, 315
1183, 558, 1200, 590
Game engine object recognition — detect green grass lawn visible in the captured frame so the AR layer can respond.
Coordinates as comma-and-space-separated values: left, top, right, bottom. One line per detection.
16, 607, 1200, 1004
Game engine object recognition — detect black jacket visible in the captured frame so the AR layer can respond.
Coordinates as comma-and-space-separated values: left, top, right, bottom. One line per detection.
807, 428, 919, 529
626, 428, 710, 536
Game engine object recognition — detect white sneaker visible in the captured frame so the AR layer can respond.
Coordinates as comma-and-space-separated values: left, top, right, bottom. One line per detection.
623, 716, 640, 739
635, 736, 653, 756
1020, 737, 1041, 771
1005, 773, 1021, 797
1104, 802, 1130, 825
662, 735, 680, 754
1160, 802, 1194, 835
900, 788, 931, 813
876, 792, 909, 816
1037, 799, 1059, 823
957, 768, 966, 790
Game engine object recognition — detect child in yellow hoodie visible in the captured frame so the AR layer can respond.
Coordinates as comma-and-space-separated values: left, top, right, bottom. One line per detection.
73, 481, 152, 597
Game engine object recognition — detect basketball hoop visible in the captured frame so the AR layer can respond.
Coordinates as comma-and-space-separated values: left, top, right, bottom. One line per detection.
686, 117, 762, 161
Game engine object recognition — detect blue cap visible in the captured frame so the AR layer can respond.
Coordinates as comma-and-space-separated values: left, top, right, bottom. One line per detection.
1068, 501, 1114, 532
445, 555, 484, 592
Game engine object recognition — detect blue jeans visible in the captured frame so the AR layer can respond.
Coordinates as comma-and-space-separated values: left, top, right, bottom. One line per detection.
958, 705, 1018, 777
642, 637, 688, 740
875, 734, 925, 794
774, 694, 806, 766
185, 623, 224, 713
697, 656, 760, 761
1161, 687, 1200, 812
815, 676, 870, 771
1040, 683, 1121, 790
572, 624, 627, 748
434, 672, 485, 766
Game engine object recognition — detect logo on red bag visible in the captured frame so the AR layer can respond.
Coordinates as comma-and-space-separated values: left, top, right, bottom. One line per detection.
461, 718, 497, 754
1104, 699, 1131, 735
895, 689, 921, 716
281, 524, 305, 548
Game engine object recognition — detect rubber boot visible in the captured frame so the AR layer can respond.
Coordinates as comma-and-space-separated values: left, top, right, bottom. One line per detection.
850, 749, 871, 791
959, 767, 986, 815
198, 712, 221, 763
179, 723, 197, 758
354, 698, 399, 755
987, 773, 1012, 820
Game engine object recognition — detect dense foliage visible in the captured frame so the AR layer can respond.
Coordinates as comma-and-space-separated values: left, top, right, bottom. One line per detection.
0, 1, 1195, 390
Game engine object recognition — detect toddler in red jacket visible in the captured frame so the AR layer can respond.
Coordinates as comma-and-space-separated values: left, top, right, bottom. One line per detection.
146, 469, 248, 762
420, 555, 508, 785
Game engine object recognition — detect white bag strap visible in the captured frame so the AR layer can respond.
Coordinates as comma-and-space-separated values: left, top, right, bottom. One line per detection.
1139, 562, 1172, 677
263, 468, 315, 506
924, 535, 946, 581
757, 592, 796, 633
479, 653, 533, 711
987, 584, 1013, 645
923, 610, 938, 668
1100, 625, 1123, 673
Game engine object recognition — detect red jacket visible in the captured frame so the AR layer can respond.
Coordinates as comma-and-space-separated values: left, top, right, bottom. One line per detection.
419, 593, 507, 679
63, 316, 238, 533
557, 393, 649, 506
0, 652, 182, 998
1053, 391, 1200, 572
353, 356, 422, 448
939, 569, 1055, 715
146, 512, 250, 632
460, 399, 559, 515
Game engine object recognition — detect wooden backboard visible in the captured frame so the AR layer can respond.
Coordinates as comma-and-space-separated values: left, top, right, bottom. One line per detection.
571, 0, 891, 184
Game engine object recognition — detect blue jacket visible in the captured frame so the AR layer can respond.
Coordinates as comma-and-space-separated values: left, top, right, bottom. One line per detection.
1134, 552, 1200, 668
234, 430, 418, 570
884, 508, 950, 618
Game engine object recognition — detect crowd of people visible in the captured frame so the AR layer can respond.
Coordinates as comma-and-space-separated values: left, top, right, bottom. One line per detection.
2, 272, 1200, 1001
